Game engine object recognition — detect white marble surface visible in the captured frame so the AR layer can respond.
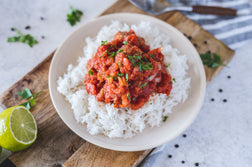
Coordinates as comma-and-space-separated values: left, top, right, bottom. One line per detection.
0, 0, 252, 166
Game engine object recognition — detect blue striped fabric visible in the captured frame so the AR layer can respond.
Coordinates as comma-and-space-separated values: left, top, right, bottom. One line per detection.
168, 0, 252, 50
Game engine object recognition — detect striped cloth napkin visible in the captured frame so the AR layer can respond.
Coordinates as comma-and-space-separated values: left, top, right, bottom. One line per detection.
168, 0, 252, 50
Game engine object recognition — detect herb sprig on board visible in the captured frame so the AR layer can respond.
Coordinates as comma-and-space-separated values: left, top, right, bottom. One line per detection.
18, 88, 43, 110
7, 28, 38, 47
67, 7, 83, 26
200, 52, 225, 68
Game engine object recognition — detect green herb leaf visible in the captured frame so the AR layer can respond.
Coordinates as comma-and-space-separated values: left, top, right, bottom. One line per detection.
20, 101, 31, 110
106, 75, 111, 78
88, 69, 93, 76
18, 88, 43, 110
125, 73, 129, 81
67, 7, 83, 26
163, 116, 168, 122
112, 76, 116, 80
140, 82, 147, 89
150, 54, 155, 58
108, 52, 115, 58
101, 40, 108, 46
200, 52, 225, 68
150, 103, 152, 105
143, 62, 153, 70
116, 49, 124, 54
117, 73, 124, 77
123, 41, 128, 45
164, 64, 170, 68
18, 88, 32, 99
172, 78, 176, 82
7, 29, 38, 47
127, 93, 131, 102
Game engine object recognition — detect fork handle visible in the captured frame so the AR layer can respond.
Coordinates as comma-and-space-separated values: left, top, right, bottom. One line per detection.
192, 5, 237, 16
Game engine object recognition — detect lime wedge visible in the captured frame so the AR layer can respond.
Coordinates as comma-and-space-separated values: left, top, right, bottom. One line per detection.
0, 106, 37, 152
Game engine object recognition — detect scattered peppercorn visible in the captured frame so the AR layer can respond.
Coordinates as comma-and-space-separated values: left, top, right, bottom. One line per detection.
195, 162, 199, 166
183, 33, 187, 36
204, 41, 207, 44
211, 98, 215, 102
25, 26, 31, 30
227, 75, 231, 79
188, 36, 192, 40
219, 89, 223, 93
223, 99, 227, 102
168, 155, 172, 158
207, 50, 211, 54
194, 43, 197, 47
11, 27, 15, 31
181, 161, 185, 164
41, 36, 45, 39
183, 134, 187, 138
174, 144, 179, 148
40, 17, 44, 20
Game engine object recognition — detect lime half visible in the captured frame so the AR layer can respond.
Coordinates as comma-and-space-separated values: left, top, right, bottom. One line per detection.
0, 106, 37, 152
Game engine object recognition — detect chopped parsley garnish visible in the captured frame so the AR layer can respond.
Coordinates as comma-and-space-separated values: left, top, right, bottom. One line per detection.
99, 53, 105, 58
108, 52, 116, 58
123, 41, 128, 45
88, 69, 93, 76
101, 40, 108, 46
140, 82, 147, 88
18, 88, 43, 110
125, 73, 129, 81
7, 28, 38, 47
117, 73, 124, 77
67, 7, 83, 26
106, 75, 111, 78
172, 78, 176, 82
169, 80, 173, 84
143, 62, 153, 70
163, 116, 168, 122
116, 49, 124, 54
150, 103, 152, 105
112, 76, 116, 80
164, 64, 170, 68
127, 93, 131, 101
200, 52, 225, 68
150, 54, 155, 58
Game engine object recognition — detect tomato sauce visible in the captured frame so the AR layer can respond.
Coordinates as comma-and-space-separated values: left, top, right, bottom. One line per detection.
85, 30, 172, 110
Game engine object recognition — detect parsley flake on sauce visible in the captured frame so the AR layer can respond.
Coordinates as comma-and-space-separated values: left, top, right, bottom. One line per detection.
127, 93, 131, 102
150, 54, 155, 58
200, 52, 225, 68
7, 28, 38, 47
123, 41, 128, 45
140, 82, 147, 89
67, 7, 83, 26
88, 69, 93, 76
117, 73, 124, 77
125, 73, 129, 81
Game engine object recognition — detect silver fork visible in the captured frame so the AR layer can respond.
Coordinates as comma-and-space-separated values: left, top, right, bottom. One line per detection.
129, 0, 237, 16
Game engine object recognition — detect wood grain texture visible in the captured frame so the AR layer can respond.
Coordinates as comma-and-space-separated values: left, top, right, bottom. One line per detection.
0, 0, 235, 167
0, 52, 85, 167
63, 143, 152, 167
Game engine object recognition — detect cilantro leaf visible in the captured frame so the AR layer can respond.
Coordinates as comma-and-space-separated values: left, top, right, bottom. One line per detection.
163, 116, 168, 122
127, 93, 131, 102
67, 7, 83, 26
18, 88, 43, 110
117, 73, 124, 77
88, 69, 93, 76
18, 88, 32, 99
140, 82, 147, 89
7, 28, 38, 47
200, 52, 225, 68
125, 73, 129, 81
101, 40, 108, 46
123, 41, 128, 45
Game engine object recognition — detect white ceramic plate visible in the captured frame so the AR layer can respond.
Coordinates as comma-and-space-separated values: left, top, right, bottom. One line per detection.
49, 13, 206, 151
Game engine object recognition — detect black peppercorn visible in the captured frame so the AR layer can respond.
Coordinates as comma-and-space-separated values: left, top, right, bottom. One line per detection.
168, 154, 172, 158
174, 144, 179, 148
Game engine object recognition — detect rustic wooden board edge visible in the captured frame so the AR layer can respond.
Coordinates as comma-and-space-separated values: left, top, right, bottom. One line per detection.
0, 51, 54, 110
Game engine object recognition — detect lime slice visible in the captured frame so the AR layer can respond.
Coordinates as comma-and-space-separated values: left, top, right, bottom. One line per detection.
0, 106, 37, 152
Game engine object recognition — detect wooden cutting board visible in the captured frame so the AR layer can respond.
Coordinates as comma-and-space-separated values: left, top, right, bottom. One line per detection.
0, 0, 234, 166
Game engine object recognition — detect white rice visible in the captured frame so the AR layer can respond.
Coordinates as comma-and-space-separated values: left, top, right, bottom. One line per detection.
57, 21, 191, 138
